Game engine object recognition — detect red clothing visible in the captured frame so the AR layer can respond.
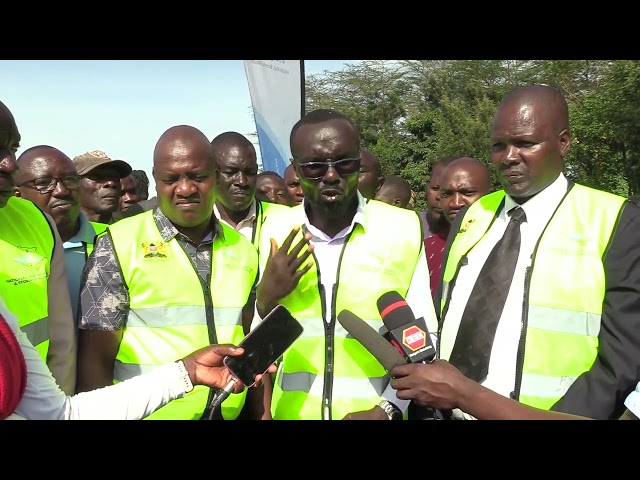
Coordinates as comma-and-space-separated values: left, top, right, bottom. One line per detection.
0, 312, 27, 419
424, 229, 449, 299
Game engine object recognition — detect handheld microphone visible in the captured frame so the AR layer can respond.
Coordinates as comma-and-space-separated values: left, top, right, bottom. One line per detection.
337, 310, 407, 372
377, 291, 436, 364
377, 292, 451, 420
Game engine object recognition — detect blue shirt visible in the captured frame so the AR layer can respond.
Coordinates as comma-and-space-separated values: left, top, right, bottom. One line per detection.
63, 212, 100, 328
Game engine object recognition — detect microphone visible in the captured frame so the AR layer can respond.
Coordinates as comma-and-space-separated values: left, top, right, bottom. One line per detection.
337, 310, 407, 372
377, 292, 451, 420
377, 291, 436, 364
338, 309, 450, 420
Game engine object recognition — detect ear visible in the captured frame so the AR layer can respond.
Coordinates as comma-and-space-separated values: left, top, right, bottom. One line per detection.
559, 128, 571, 157
375, 176, 384, 194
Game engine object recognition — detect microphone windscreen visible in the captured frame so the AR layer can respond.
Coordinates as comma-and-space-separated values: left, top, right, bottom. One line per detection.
377, 291, 414, 330
337, 309, 407, 372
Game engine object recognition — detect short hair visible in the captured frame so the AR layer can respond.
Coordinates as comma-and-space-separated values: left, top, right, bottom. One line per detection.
380, 175, 412, 192
290, 109, 359, 151
210, 131, 256, 165
258, 170, 283, 180
131, 169, 150, 197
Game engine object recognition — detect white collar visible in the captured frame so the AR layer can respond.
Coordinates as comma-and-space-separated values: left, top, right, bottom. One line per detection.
302, 192, 367, 241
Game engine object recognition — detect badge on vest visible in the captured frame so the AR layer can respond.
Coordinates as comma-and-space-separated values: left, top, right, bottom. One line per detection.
142, 242, 167, 259
459, 218, 475, 234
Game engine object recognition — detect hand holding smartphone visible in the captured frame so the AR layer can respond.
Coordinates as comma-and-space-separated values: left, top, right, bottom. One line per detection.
223, 304, 304, 387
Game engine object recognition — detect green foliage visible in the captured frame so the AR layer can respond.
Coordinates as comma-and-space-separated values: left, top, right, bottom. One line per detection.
304, 60, 640, 203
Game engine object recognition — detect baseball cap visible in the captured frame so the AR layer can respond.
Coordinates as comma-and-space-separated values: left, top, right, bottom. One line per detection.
73, 150, 132, 178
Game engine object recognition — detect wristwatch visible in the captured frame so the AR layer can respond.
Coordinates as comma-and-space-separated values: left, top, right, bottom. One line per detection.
378, 400, 403, 420
175, 360, 194, 393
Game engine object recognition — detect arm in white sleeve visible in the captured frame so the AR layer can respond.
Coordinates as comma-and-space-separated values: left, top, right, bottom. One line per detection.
382, 242, 439, 414
624, 381, 640, 418
5, 299, 189, 420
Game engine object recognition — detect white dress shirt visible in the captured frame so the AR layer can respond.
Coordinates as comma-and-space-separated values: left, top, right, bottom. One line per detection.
214, 200, 257, 242
440, 173, 569, 419
279, 193, 436, 414
2, 296, 191, 420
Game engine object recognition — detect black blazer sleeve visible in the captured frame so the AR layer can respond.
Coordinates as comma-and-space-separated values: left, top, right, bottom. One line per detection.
552, 201, 640, 419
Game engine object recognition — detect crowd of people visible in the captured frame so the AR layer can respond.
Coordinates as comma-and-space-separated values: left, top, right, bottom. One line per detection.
1, 83, 639, 420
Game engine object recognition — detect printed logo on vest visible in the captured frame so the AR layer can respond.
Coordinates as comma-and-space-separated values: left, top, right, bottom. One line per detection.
7, 246, 49, 285
142, 242, 167, 258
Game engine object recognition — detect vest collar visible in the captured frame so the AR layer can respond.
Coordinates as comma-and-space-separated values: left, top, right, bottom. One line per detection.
152, 207, 223, 244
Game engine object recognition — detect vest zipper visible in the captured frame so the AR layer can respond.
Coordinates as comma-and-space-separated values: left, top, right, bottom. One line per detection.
511, 184, 572, 400
176, 241, 219, 417
321, 232, 352, 420
300, 225, 328, 420
303, 224, 353, 420
512, 266, 531, 400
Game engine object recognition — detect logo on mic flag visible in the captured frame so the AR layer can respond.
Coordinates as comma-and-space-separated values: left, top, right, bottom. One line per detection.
402, 326, 426, 352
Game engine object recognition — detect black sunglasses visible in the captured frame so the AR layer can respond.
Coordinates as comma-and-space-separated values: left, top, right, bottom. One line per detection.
297, 157, 361, 180
16, 175, 81, 194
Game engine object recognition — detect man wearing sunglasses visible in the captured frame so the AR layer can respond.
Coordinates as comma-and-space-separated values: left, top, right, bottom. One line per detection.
252, 109, 438, 420
14, 146, 110, 330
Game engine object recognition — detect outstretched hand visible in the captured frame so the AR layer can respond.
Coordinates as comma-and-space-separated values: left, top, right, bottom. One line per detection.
256, 226, 313, 317
181, 344, 277, 392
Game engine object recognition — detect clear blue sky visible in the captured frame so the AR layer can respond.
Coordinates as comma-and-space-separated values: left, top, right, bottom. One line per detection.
0, 60, 360, 191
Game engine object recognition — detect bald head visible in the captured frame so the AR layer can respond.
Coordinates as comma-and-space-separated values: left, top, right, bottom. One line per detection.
443, 157, 491, 189
491, 84, 570, 202
0, 100, 21, 207
497, 84, 569, 133
152, 125, 218, 237
439, 157, 492, 223
15, 146, 75, 185
374, 175, 413, 208
358, 147, 383, 200
153, 125, 215, 169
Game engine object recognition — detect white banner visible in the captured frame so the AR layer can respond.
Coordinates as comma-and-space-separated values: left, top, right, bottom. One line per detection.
244, 60, 305, 176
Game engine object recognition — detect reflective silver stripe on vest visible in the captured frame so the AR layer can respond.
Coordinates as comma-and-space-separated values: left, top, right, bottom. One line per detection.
115, 361, 158, 381
278, 372, 387, 399
528, 305, 601, 336
519, 372, 577, 399
292, 317, 385, 338
20, 316, 49, 347
126, 306, 241, 327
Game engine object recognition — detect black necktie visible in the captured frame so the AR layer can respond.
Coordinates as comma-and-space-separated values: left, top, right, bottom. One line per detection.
448, 207, 527, 383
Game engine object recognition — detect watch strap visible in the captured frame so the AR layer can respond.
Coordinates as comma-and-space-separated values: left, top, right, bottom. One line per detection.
176, 360, 194, 393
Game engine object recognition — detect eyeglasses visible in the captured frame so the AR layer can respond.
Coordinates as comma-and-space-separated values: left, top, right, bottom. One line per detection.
17, 175, 81, 194
297, 157, 361, 180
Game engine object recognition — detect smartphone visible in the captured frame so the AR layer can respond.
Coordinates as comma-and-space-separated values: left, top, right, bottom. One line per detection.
223, 304, 303, 387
